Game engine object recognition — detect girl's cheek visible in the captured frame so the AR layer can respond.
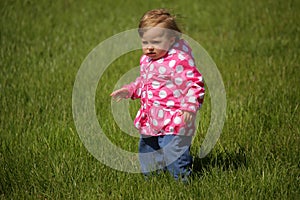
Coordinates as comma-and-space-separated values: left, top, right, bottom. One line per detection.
159, 44, 168, 51
157, 45, 163, 50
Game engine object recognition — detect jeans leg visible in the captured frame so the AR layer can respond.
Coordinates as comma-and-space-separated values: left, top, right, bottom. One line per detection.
159, 135, 193, 181
138, 136, 164, 175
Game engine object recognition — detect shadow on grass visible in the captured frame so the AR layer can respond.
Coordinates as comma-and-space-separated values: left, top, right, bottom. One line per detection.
192, 145, 248, 175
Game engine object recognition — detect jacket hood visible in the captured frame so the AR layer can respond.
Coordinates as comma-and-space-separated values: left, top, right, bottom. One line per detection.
171, 39, 193, 58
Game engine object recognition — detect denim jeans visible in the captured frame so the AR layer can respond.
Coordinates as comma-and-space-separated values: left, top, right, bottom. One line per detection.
138, 135, 193, 181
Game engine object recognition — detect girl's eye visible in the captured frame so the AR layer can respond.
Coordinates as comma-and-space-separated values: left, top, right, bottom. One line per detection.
152, 41, 161, 44
142, 41, 148, 45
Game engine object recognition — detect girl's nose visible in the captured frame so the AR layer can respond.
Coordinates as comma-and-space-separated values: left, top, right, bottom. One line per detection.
147, 45, 154, 51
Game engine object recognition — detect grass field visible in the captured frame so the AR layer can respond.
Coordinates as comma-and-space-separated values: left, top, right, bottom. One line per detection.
1, 0, 299, 199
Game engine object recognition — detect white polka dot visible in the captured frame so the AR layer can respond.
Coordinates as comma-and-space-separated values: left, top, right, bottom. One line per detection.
199, 93, 205, 99
176, 65, 183, 73
169, 49, 176, 54
166, 81, 174, 88
188, 96, 197, 103
147, 73, 153, 79
169, 60, 176, 67
164, 119, 171, 126
152, 81, 160, 89
141, 90, 145, 98
174, 43, 179, 47
152, 119, 158, 126
186, 81, 192, 87
169, 127, 174, 132
181, 103, 187, 108
186, 71, 194, 77
153, 101, 160, 107
159, 90, 167, 98
175, 78, 183, 85
174, 116, 182, 124
135, 122, 140, 129
188, 59, 194, 67
150, 64, 154, 71
173, 90, 181, 98
147, 91, 153, 99
198, 76, 203, 82
159, 66, 166, 74
158, 109, 164, 118
157, 58, 164, 63
179, 127, 186, 135
166, 100, 175, 107
189, 106, 196, 111
183, 45, 189, 52
187, 89, 194, 96
178, 53, 185, 60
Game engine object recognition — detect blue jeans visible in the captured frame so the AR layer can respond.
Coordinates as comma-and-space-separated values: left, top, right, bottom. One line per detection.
138, 135, 193, 180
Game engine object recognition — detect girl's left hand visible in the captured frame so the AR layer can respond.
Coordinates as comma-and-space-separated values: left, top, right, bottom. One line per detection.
179, 110, 195, 123
110, 88, 130, 102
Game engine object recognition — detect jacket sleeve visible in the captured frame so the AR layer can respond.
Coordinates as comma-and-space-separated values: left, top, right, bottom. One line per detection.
174, 57, 205, 113
122, 76, 143, 100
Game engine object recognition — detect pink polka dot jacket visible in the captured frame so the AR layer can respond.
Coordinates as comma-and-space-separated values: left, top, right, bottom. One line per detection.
123, 39, 205, 136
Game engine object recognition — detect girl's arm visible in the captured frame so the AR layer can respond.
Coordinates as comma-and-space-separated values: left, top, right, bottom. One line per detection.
122, 76, 143, 100
110, 76, 142, 101
175, 57, 205, 113
110, 87, 130, 102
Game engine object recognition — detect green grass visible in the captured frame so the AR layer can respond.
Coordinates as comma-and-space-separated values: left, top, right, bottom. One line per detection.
1, 0, 299, 199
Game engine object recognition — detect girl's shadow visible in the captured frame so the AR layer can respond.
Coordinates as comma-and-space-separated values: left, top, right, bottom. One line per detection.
192, 145, 248, 175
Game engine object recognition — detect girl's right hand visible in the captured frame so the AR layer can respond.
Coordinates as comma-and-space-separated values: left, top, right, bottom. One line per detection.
110, 88, 130, 102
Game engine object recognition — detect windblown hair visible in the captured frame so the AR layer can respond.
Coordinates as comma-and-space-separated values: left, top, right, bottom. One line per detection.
138, 9, 182, 41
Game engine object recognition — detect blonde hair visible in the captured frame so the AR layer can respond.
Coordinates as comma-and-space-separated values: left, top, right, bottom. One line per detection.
138, 9, 182, 41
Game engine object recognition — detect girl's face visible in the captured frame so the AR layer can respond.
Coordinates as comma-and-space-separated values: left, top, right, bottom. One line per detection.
141, 27, 175, 60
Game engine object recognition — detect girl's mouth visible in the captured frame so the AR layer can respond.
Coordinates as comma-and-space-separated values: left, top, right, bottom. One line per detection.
147, 52, 156, 56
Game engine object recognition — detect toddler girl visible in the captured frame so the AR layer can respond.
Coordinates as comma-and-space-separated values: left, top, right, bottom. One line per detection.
110, 8, 205, 181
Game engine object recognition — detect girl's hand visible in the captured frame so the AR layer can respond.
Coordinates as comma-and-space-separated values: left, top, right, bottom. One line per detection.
179, 110, 195, 123
110, 88, 130, 102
